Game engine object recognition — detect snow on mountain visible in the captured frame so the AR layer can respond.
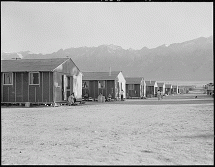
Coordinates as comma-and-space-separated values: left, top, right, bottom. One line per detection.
1, 36, 213, 81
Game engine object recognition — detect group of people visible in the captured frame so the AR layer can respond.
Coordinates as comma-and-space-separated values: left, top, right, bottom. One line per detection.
69, 90, 164, 103
68, 89, 125, 104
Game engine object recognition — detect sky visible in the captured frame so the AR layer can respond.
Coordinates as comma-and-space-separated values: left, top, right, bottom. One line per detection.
1, 2, 213, 54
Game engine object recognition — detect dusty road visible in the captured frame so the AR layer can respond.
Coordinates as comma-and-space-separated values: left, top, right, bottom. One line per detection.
1, 94, 214, 165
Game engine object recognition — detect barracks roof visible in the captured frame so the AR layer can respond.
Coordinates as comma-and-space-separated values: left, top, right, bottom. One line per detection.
1, 58, 69, 72
165, 84, 172, 88
145, 81, 157, 86
82, 71, 121, 80
125, 77, 143, 84
172, 85, 178, 88
157, 82, 165, 87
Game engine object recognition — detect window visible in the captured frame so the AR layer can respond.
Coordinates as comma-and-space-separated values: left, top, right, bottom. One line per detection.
82, 81, 89, 88
98, 81, 105, 89
3, 73, 13, 85
128, 84, 134, 90
29, 72, 40, 85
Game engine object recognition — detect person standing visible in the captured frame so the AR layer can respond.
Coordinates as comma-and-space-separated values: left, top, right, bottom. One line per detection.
157, 90, 161, 100
121, 89, 124, 101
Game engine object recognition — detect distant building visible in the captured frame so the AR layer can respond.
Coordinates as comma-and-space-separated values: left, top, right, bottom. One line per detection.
205, 83, 214, 95
172, 85, 179, 94
178, 85, 194, 94
165, 84, 172, 95
82, 71, 126, 101
125, 77, 146, 99
1, 58, 82, 105
145, 80, 158, 97
157, 82, 165, 95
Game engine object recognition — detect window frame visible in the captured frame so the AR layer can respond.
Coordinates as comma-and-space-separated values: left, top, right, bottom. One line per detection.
128, 84, 134, 90
98, 80, 105, 89
29, 72, 40, 85
3, 72, 13, 85
82, 81, 89, 89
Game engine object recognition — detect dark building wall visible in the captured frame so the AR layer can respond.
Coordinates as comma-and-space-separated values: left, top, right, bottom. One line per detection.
22, 72, 29, 102
29, 85, 39, 102
28, 72, 53, 103
98, 87, 106, 97
94, 81, 98, 99
82, 80, 115, 100
15, 72, 22, 102
88, 81, 94, 98
172, 88, 177, 94
159, 87, 163, 92
165, 88, 171, 95
1, 73, 3, 102
1, 72, 54, 103
42, 72, 53, 103
2, 72, 15, 102
82, 80, 95, 99
134, 84, 140, 97
146, 86, 154, 97
126, 84, 141, 97
107, 80, 115, 99
43, 72, 50, 103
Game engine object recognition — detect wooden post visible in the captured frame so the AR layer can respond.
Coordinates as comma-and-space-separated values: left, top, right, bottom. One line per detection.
15, 73, 16, 102
42, 72, 43, 102
21, 73, 23, 102
28, 73, 29, 102
49, 72, 50, 102
106, 80, 107, 98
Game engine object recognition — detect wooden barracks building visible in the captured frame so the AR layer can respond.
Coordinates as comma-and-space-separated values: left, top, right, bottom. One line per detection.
82, 71, 126, 101
1, 58, 82, 105
125, 77, 146, 99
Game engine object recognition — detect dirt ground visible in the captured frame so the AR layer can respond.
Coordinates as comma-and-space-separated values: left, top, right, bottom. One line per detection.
1, 93, 214, 165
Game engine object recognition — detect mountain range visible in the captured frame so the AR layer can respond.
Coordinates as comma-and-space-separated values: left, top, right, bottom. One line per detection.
1, 36, 213, 81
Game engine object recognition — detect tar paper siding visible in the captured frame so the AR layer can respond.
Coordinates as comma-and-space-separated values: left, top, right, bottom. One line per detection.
146, 83, 158, 97
171, 86, 179, 94
1, 72, 53, 103
82, 80, 115, 100
165, 87, 172, 95
107, 80, 115, 98
1, 73, 3, 102
146, 86, 154, 97
158, 85, 165, 95
126, 78, 146, 98
82, 72, 125, 100
126, 84, 141, 98
82, 80, 97, 99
